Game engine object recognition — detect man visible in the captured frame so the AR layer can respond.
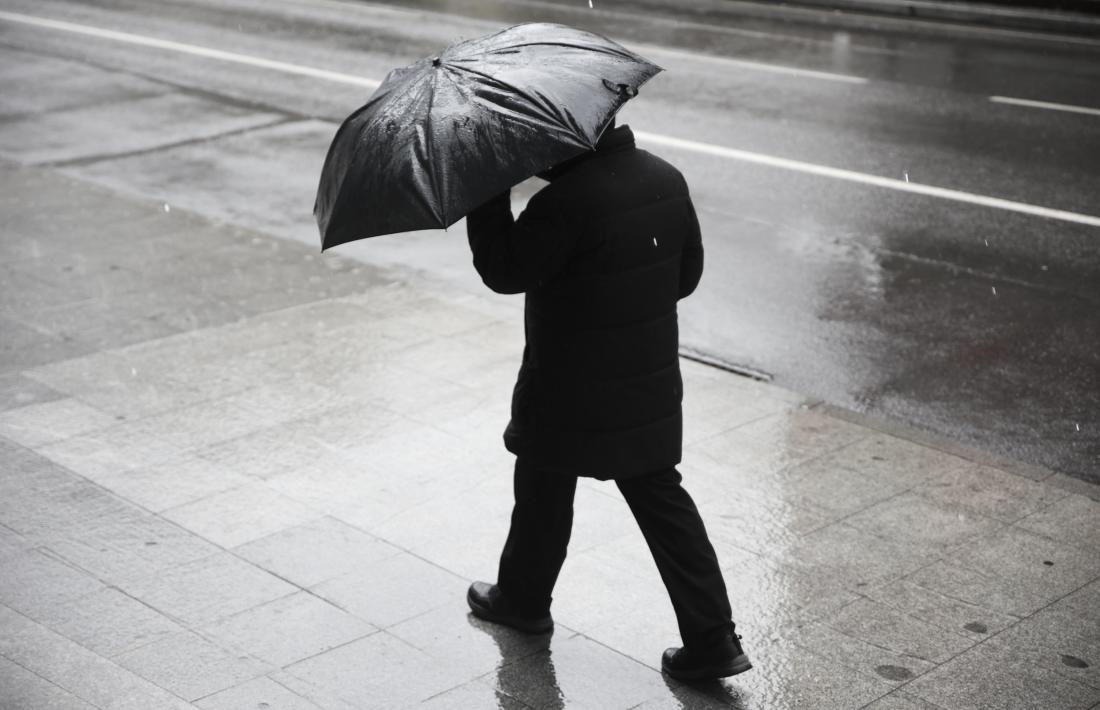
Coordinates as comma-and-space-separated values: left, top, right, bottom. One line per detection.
464, 121, 750, 682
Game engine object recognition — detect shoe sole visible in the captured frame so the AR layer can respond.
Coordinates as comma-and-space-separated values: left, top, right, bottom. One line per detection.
662, 653, 753, 682
466, 588, 554, 634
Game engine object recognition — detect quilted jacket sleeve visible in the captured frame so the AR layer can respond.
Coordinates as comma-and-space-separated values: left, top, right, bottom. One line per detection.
678, 198, 704, 299
466, 190, 577, 295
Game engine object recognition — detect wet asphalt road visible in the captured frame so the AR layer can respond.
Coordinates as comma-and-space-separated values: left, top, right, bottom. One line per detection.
1, 0, 1097, 480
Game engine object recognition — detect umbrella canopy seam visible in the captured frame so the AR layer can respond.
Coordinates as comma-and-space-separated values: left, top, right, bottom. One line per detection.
467, 40, 646, 65
447, 62, 593, 148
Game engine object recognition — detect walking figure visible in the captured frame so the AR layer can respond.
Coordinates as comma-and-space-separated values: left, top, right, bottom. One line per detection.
465, 121, 751, 681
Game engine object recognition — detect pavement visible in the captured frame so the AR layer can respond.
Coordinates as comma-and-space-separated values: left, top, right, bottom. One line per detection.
1, 160, 1100, 710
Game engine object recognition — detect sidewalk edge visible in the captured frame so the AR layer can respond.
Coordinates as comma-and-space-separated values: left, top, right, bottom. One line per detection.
813, 401, 1100, 500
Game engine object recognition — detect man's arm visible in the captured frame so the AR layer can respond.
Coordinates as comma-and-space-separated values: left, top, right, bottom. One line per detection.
466, 190, 576, 294
679, 199, 704, 299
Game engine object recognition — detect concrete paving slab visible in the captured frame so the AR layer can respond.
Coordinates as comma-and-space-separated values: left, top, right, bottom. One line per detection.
0, 397, 116, 448
767, 453, 913, 519
0, 46, 163, 119
776, 521, 941, 590
45, 514, 220, 588
418, 679, 533, 710
915, 462, 1071, 523
389, 599, 553, 681
860, 692, 949, 710
0, 264, 92, 316
691, 476, 836, 553
903, 636, 1100, 710
983, 579, 1100, 690
0, 522, 31, 563
803, 432, 973, 488
33, 421, 192, 482
1017, 493, 1100, 552
686, 405, 869, 478
490, 633, 676, 710
862, 578, 1021, 643
199, 591, 375, 668
0, 605, 196, 710
820, 596, 978, 667
35, 586, 185, 659
9, 292, 188, 351
0, 466, 146, 542
65, 119, 331, 243
716, 554, 862, 642
0, 549, 105, 620
232, 516, 402, 588
280, 631, 473, 710
842, 491, 1007, 553
0, 371, 63, 412
94, 452, 255, 513
907, 526, 1100, 616
369, 479, 513, 582
163, 481, 321, 548
311, 553, 469, 629
0, 91, 285, 166
0, 656, 99, 710
112, 629, 271, 702
118, 552, 297, 627
790, 619, 939, 685
0, 315, 94, 373
194, 676, 327, 710
24, 349, 219, 420
705, 638, 896, 710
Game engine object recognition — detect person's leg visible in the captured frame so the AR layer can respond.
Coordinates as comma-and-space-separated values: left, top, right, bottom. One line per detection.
616, 467, 749, 681
495, 457, 578, 615
616, 466, 731, 647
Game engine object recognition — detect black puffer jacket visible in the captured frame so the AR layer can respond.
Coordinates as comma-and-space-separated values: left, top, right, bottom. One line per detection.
466, 125, 703, 479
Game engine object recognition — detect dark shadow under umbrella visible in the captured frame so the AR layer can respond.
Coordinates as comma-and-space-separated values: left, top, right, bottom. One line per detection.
314, 22, 661, 250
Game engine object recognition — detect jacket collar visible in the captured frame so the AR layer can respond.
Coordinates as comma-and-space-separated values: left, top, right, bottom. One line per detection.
594, 123, 635, 153
540, 124, 635, 181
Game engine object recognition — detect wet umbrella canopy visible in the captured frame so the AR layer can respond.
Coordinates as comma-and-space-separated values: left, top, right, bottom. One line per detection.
314, 22, 661, 250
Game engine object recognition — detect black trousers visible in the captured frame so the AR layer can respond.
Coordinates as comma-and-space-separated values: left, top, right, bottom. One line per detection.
496, 458, 733, 648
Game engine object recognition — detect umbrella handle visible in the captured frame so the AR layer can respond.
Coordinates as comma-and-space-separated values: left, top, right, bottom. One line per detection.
602, 79, 638, 98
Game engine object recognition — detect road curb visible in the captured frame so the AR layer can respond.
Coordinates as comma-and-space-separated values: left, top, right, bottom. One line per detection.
696, 0, 1100, 42
767, 0, 1100, 36
814, 402, 1100, 500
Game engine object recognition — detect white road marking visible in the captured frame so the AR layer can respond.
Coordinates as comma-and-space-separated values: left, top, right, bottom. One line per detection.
2, 9, 1098, 229
990, 95, 1100, 117
635, 131, 1100, 228
0, 10, 381, 89
631, 43, 867, 84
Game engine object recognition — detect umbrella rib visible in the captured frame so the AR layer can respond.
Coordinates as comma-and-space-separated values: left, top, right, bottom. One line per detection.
420, 66, 446, 225
480, 40, 643, 63
445, 63, 584, 143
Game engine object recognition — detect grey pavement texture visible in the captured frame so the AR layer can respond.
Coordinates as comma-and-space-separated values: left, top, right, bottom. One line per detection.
2, 164, 1100, 710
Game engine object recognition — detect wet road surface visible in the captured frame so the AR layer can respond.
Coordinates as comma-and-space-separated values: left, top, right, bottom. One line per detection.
0, 0, 1097, 479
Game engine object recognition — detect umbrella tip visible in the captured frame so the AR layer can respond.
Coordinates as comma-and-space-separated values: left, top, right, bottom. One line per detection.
432, 57, 442, 67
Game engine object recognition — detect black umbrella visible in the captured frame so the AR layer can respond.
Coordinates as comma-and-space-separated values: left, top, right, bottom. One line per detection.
314, 22, 661, 250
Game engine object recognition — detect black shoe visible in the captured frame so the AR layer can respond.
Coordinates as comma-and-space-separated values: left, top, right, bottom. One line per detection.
662, 623, 752, 682
467, 581, 553, 634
